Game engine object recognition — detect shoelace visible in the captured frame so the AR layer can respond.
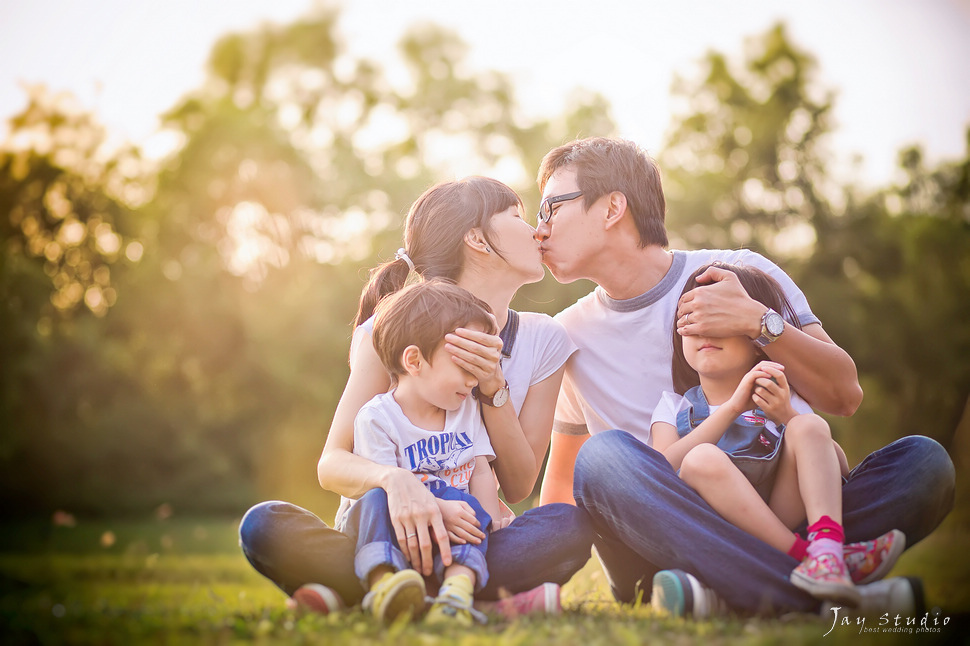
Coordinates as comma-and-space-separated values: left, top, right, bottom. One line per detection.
425, 594, 488, 624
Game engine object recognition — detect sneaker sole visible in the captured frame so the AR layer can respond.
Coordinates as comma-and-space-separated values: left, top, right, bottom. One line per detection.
652, 570, 691, 617
855, 530, 907, 585
542, 582, 563, 614
791, 570, 862, 607
905, 576, 926, 616
291, 583, 343, 615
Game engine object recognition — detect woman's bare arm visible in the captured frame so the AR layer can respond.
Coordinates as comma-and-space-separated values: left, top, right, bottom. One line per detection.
446, 325, 568, 504
486, 366, 566, 503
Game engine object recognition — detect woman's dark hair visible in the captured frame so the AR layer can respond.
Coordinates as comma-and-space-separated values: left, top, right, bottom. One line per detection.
354, 176, 521, 327
671, 262, 802, 395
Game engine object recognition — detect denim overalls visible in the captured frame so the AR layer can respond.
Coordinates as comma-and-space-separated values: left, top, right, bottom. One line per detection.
675, 385, 786, 501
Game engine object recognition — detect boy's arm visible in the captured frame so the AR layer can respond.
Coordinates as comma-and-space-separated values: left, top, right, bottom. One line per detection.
468, 456, 502, 525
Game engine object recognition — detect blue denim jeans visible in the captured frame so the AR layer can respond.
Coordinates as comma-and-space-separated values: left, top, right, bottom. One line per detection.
239, 495, 594, 604
346, 486, 490, 591
573, 431, 955, 615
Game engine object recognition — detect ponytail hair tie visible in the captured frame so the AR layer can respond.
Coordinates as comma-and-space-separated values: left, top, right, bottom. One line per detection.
394, 248, 416, 273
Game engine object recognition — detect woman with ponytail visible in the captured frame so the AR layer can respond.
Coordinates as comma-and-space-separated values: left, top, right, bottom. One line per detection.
240, 177, 592, 617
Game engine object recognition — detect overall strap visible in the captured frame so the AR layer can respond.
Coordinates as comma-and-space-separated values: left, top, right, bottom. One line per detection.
675, 386, 710, 436
675, 386, 770, 437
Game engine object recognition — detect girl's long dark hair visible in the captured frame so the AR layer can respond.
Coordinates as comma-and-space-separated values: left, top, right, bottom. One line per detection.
354, 176, 521, 327
671, 262, 803, 395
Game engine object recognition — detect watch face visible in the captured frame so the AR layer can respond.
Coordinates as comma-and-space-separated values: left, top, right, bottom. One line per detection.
492, 387, 510, 408
766, 312, 785, 336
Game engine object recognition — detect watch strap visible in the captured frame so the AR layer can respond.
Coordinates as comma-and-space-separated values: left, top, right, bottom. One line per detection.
475, 380, 509, 407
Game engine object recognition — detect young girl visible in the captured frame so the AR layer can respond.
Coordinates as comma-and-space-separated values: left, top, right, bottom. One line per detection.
650, 262, 905, 606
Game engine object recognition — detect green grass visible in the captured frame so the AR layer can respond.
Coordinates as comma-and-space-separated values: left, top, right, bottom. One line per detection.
1, 516, 966, 645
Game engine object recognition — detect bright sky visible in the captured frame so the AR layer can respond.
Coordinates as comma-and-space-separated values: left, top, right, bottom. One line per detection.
2, 0, 969, 188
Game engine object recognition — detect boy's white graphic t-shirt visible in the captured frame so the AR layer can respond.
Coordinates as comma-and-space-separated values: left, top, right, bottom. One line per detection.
335, 391, 494, 530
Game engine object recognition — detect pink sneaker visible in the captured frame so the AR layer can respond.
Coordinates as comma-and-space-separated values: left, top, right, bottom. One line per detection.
844, 529, 906, 585
791, 553, 861, 606
288, 583, 346, 615
478, 582, 562, 619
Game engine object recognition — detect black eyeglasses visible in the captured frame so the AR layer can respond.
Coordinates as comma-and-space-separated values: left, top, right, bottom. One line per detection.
536, 191, 583, 224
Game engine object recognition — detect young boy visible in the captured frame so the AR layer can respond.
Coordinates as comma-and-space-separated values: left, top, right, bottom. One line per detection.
339, 279, 501, 625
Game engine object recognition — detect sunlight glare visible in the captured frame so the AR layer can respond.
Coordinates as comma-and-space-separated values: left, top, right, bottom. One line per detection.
353, 104, 410, 152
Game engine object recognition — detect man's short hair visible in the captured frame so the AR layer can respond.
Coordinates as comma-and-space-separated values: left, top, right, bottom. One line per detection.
372, 279, 497, 381
538, 137, 667, 248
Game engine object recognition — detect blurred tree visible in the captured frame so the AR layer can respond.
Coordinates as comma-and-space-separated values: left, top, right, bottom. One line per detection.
0, 87, 147, 513
659, 22, 970, 467
132, 10, 615, 512
0, 86, 143, 321
1, 8, 615, 516
661, 23, 834, 260
799, 137, 970, 459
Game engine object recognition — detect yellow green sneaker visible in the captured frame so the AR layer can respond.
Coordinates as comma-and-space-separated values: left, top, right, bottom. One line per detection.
425, 574, 487, 626
362, 569, 427, 624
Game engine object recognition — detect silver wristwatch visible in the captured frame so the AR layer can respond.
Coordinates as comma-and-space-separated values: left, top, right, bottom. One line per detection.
753, 308, 785, 348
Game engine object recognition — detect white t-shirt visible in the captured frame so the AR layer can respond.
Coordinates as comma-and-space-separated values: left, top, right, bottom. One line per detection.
335, 391, 494, 530
356, 391, 495, 487
335, 309, 576, 528
553, 249, 820, 446
650, 389, 814, 442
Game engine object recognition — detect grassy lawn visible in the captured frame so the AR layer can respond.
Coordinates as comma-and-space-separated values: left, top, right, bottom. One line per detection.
1, 515, 966, 645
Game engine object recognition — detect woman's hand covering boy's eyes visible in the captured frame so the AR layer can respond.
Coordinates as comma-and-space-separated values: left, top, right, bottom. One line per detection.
444, 319, 505, 395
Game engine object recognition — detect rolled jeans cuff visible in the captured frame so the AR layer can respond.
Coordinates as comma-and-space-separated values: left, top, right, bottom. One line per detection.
354, 541, 409, 589
434, 543, 489, 592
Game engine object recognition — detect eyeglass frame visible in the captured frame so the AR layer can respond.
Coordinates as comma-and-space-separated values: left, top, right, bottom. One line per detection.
536, 191, 583, 224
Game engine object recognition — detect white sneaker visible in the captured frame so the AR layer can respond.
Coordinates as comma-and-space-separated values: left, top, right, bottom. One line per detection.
651, 569, 730, 618
821, 576, 924, 618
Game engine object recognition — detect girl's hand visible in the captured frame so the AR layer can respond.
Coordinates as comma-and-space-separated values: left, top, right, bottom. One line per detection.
444, 317, 505, 396
384, 469, 452, 575
436, 499, 485, 545
751, 362, 797, 425
727, 363, 772, 413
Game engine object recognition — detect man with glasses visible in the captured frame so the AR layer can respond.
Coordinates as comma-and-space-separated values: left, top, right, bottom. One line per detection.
534, 136, 954, 618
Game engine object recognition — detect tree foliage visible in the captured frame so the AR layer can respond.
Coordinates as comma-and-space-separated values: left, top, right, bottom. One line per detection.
661, 23, 970, 465
0, 9, 613, 516
661, 24, 836, 260
1, 15, 966, 518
